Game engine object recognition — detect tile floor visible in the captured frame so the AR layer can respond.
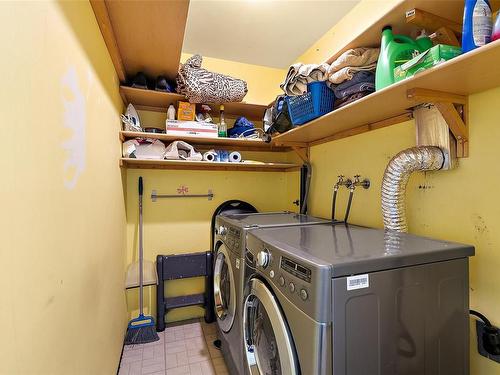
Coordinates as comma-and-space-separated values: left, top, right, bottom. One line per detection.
118, 318, 229, 375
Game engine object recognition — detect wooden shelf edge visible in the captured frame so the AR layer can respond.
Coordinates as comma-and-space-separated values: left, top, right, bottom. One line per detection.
274, 40, 500, 147
120, 158, 301, 172
119, 86, 267, 121
121, 131, 291, 152
90, 0, 126, 82
308, 112, 413, 147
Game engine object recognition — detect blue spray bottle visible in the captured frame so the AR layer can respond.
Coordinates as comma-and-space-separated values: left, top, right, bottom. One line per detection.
462, 0, 493, 53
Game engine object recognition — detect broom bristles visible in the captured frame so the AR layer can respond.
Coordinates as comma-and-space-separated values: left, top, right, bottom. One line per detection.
124, 325, 159, 345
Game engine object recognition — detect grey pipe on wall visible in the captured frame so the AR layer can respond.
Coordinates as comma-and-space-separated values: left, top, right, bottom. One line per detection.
381, 146, 445, 232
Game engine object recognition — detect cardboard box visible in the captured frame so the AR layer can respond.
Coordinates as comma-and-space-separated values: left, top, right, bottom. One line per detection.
166, 120, 218, 138
177, 101, 196, 121
394, 44, 462, 83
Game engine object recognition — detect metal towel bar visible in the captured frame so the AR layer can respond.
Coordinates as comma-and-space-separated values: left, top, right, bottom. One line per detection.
151, 189, 214, 202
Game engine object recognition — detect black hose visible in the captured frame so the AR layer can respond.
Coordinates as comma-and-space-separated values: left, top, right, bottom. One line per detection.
300, 162, 312, 215
331, 188, 338, 221
470, 309, 492, 327
344, 189, 354, 223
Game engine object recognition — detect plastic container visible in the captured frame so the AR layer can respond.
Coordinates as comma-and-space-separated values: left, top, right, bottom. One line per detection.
462, 0, 492, 53
492, 11, 500, 41
375, 26, 431, 91
167, 104, 176, 120
286, 81, 335, 125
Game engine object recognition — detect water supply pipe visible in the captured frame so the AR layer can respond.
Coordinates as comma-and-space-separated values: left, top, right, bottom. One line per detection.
381, 146, 445, 232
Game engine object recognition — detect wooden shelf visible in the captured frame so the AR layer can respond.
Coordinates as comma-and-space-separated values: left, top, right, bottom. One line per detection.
273, 40, 500, 146
90, 0, 189, 82
120, 86, 267, 121
120, 158, 300, 172
121, 131, 291, 152
323, 0, 500, 65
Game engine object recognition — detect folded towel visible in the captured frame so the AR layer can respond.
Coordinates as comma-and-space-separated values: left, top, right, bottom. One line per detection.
335, 90, 373, 109
280, 62, 330, 96
328, 48, 380, 73
333, 71, 375, 99
335, 71, 375, 90
327, 47, 379, 85
328, 64, 377, 84
334, 82, 375, 100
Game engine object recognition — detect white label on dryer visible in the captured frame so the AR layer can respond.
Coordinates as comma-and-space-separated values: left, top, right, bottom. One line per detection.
235, 258, 240, 269
347, 274, 369, 290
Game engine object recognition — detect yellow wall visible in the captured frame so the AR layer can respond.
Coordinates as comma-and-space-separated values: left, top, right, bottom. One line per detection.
125, 169, 297, 322
0, 1, 126, 374
125, 53, 295, 323
298, 1, 500, 373
180, 53, 286, 105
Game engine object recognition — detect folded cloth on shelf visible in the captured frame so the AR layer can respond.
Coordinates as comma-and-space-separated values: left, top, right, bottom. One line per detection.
334, 82, 375, 100
329, 47, 380, 72
280, 62, 330, 96
328, 64, 376, 84
333, 71, 375, 99
327, 47, 379, 85
164, 141, 202, 161
122, 138, 166, 160
335, 90, 373, 109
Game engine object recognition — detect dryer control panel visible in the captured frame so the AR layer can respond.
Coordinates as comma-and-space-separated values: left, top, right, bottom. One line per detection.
245, 232, 333, 323
280, 256, 312, 283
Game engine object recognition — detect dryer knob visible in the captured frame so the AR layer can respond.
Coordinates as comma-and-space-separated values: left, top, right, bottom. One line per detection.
257, 249, 270, 268
218, 226, 227, 236
289, 282, 296, 293
279, 276, 285, 287
300, 289, 308, 301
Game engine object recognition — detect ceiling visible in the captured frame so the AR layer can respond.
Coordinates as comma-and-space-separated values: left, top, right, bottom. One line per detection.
182, 0, 360, 69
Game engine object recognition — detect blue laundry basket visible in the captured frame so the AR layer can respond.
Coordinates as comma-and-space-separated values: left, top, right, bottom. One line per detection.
286, 81, 335, 125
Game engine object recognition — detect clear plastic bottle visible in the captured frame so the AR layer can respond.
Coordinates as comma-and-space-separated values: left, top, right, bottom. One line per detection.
167, 104, 176, 121
218, 105, 227, 137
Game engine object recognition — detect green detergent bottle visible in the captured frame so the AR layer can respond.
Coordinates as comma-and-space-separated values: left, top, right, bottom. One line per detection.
375, 26, 432, 91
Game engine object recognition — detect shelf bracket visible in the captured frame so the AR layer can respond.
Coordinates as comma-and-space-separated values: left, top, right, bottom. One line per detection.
292, 146, 309, 163
407, 88, 469, 158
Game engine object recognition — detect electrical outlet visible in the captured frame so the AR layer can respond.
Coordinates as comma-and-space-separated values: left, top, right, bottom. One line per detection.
476, 320, 500, 363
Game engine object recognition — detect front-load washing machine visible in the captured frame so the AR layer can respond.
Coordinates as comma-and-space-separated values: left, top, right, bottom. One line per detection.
213, 212, 329, 375
243, 224, 474, 375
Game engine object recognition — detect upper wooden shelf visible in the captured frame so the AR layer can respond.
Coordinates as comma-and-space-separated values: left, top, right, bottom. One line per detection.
120, 131, 290, 152
273, 39, 500, 146
90, 0, 189, 82
324, 0, 500, 64
120, 158, 300, 172
120, 86, 268, 121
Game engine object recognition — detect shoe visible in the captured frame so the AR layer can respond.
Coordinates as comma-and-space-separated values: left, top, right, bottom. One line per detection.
130, 72, 148, 90
155, 75, 174, 92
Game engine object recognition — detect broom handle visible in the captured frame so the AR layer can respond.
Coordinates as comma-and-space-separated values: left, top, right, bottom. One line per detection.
139, 177, 144, 315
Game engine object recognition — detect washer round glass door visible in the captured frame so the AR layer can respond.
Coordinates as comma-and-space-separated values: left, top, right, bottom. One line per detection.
213, 243, 236, 332
243, 278, 298, 375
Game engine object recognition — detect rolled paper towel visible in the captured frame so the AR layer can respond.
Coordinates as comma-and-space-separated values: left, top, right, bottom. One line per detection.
229, 151, 242, 163
203, 150, 218, 162
217, 150, 229, 162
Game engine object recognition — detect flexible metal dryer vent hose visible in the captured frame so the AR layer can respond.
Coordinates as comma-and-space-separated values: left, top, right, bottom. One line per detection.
381, 146, 445, 232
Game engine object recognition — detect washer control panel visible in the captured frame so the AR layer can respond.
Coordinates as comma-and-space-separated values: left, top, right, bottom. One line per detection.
220, 225, 241, 251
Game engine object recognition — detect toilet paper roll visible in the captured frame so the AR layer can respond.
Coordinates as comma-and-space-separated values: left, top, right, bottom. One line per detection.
203, 150, 217, 162
229, 151, 242, 163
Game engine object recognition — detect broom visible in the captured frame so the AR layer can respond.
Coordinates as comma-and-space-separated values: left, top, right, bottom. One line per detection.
125, 177, 159, 345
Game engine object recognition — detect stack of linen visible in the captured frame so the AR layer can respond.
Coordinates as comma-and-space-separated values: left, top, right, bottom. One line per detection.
327, 47, 379, 109
279, 47, 379, 109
